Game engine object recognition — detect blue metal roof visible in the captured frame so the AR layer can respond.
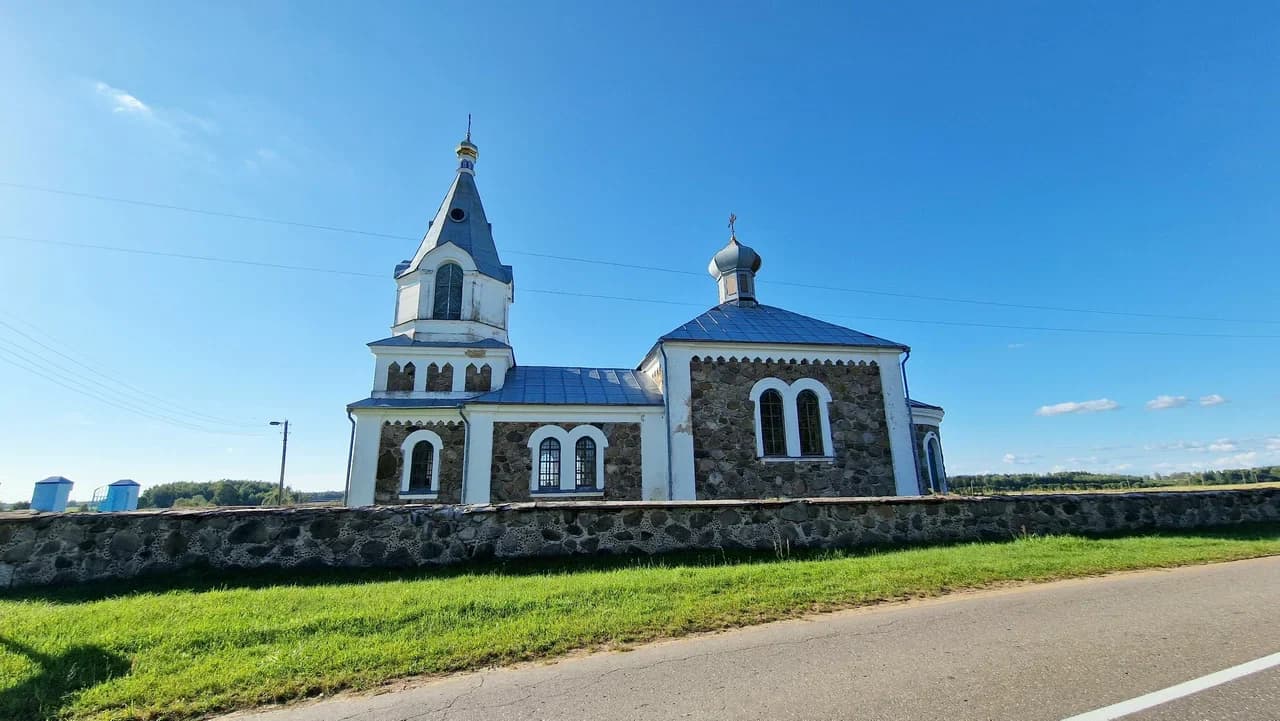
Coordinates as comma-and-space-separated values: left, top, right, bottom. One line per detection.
470, 366, 664, 406
909, 399, 943, 411
367, 336, 511, 349
35, 476, 73, 485
347, 397, 464, 410
660, 303, 907, 349
405, 171, 513, 283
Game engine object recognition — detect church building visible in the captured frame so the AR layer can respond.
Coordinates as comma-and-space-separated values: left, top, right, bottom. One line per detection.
345, 133, 947, 506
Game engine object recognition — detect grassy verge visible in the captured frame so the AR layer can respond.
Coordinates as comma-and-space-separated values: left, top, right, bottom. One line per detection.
3, 526, 1280, 721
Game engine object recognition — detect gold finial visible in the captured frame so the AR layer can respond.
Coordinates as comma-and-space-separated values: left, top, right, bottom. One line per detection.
728, 212, 738, 240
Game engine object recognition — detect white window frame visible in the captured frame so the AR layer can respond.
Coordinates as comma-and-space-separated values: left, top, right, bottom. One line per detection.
527, 424, 609, 495
748, 377, 834, 459
921, 431, 946, 492
400, 428, 443, 498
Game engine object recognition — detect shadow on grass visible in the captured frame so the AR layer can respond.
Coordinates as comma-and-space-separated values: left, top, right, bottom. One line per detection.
0, 637, 130, 721
3, 523, 1278, 606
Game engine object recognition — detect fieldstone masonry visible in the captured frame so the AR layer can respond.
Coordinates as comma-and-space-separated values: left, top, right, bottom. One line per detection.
2, 489, 1277, 589
689, 357, 896, 499
489, 422, 643, 502
375, 421, 466, 503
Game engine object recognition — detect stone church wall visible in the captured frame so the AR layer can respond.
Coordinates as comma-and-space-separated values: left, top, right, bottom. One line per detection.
689, 357, 896, 499
375, 421, 465, 504
490, 422, 642, 502
3, 489, 1278, 589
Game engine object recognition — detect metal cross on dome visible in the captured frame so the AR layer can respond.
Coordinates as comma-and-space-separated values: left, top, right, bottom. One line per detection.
728, 212, 737, 239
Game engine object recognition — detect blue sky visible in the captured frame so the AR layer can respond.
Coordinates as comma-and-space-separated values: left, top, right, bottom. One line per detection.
2, 1, 1279, 501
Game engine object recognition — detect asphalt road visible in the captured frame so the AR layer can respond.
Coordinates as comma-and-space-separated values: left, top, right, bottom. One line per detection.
225, 556, 1280, 721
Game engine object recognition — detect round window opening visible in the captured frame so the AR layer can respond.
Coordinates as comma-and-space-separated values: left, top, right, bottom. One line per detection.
448, 207, 466, 222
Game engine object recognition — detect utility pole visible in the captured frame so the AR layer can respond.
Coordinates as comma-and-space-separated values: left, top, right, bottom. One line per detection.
269, 420, 290, 506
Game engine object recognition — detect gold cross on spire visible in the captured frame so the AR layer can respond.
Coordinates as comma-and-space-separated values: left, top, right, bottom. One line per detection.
728, 212, 737, 240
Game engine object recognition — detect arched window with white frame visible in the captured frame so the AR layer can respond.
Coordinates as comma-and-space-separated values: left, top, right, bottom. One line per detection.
528, 425, 609, 493
574, 437, 597, 489
922, 432, 946, 493
537, 438, 560, 491
399, 428, 443, 497
796, 389, 824, 456
749, 377, 835, 459
433, 262, 464, 320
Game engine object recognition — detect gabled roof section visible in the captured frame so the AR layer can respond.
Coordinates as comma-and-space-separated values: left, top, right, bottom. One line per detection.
367, 336, 511, 349
469, 366, 664, 406
406, 171, 513, 283
660, 303, 907, 350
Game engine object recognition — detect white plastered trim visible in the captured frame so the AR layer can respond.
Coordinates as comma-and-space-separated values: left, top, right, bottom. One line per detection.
399, 428, 444, 494
527, 424, 609, 492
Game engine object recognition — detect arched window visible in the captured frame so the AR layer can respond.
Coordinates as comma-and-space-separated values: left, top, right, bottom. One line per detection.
408, 440, 434, 492
433, 262, 463, 320
924, 435, 946, 493
759, 389, 787, 456
399, 428, 443, 497
574, 437, 596, 488
796, 390, 824, 456
537, 438, 561, 490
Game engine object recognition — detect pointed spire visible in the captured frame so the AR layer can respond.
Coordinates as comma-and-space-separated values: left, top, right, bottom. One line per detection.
708, 213, 762, 306
456, 114, 478, 175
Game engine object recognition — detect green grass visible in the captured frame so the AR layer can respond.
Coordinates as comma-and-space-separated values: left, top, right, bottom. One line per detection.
4, 526, 1280, 721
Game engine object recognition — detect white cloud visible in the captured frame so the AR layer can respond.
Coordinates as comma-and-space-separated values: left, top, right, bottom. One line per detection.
1003, 453, 1037, 465
95, 81, 151, 115
1145, 395, 1188, 411
1007, 343, 1026, 349
1208, 439, 1237, 453
1112, 463, 1133, 471
1035, 398, 1120, 417
1199, 394, 1228, 407
1266, 437, 1280, 452
1213, 451, 1258, 468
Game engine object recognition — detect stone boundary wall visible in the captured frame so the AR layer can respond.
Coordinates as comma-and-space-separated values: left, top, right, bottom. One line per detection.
2, 489, 1278, 589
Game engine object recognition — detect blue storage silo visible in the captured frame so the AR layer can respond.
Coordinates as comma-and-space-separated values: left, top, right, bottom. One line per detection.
99, 479, 141, 512
31, 476, 74, 512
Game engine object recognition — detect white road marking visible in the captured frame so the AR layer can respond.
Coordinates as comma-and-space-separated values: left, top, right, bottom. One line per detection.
1061, 651, 1280, 721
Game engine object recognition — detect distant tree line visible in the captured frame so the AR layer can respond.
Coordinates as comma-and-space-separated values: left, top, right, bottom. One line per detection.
949, 466, 1280, 494
137, 480, 343, 509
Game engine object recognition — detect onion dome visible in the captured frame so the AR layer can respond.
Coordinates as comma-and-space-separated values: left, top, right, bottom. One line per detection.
707, 216, 762, 306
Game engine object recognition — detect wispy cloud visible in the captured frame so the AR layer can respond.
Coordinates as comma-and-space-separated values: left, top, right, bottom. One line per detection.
1266, 437, 1280, 452
1007, 343, 1026, 349
1145, 395, 1188, 411
1199, 394, 1228, 407
90, 80, 218, 161
1035, 398, 1120, 417
1002, 453, 1038, 465
1208, 439, 1238, 453
95, 81, 151, 115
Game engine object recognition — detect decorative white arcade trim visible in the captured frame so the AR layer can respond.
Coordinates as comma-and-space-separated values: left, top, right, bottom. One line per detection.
747, 377, 834, 459
399, 428, 443, 497
527, 424, 609, 493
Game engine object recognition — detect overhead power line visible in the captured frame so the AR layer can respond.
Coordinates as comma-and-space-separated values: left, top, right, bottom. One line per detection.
0, 313, 259, 429
5, 232, 1280, 341
3, 180, 1276, 326
0, 345, 262, 436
